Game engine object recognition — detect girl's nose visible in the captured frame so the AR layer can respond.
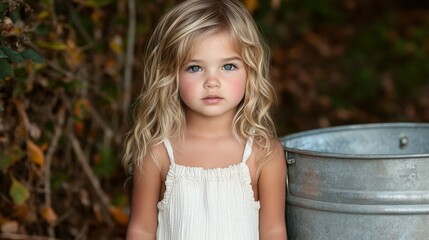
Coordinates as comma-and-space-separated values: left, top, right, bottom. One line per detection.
204, 74, 220, 89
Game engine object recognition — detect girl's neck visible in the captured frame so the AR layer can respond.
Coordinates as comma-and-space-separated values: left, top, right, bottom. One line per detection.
185, 113, 235, 139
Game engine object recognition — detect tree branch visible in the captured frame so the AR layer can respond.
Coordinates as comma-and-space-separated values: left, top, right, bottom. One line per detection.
122, 0, 136, 124
67, 125, 114, 226
0, 233, 58, 240
43, 104, 65, 238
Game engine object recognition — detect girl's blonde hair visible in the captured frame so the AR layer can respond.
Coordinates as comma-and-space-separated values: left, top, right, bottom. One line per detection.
123, 0, 277, 174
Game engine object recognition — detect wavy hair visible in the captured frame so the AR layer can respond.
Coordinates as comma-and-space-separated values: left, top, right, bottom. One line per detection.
123, 0, 277, 174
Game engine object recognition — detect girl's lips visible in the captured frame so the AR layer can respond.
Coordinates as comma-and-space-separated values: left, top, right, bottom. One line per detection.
202, 96, 223, 104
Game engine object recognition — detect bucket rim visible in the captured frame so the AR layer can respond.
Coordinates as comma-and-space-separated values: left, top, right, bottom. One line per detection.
281, 122, 429, 159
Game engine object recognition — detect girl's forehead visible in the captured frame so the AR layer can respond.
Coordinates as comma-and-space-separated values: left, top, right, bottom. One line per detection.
185, 31, 242, 58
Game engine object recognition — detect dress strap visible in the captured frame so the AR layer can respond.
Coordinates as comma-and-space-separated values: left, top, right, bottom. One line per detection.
241, 137, 253, 163
163, 139, 175, 165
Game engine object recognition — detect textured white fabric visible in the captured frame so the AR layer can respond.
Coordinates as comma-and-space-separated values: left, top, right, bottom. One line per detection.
156, 138, 260, 240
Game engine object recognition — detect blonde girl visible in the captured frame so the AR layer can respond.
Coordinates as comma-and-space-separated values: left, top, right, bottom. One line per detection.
123, 0, 287, 239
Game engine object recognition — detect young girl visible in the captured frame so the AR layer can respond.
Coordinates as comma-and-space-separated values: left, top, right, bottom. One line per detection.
123, 0, 287, 239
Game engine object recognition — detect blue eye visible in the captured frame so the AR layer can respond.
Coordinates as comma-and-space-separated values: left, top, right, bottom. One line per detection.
222, 64, 236, 71
186, 65, 202, 73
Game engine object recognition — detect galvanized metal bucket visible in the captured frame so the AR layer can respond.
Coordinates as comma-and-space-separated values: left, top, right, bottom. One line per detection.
281, 123, 429, 240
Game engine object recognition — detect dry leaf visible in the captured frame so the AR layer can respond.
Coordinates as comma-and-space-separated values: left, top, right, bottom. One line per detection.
91, 9, 103, 25
65, 38, 83, 70
74, 121, 85, 137
26, 139, 45, 166
93, 204, 103, 222
271, 0, 281, 9
108, 206, 129, 226
104, 57, 117, 76
245, 0, 259, 13
10, 178, 30, 205
92, 153, 101, 165
109, 35, 123, 55
73, 98, 89, 120
12, 204, 36, 222
1, 220, 19, 233
39, 205, 58, 225
36, 10, 50, 20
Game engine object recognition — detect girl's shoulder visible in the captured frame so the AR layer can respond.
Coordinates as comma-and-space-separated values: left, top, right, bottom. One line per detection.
253, 137, 284, 158
252, 138, 285, 172
143, 141, 171, 172
150, 141, 169, 157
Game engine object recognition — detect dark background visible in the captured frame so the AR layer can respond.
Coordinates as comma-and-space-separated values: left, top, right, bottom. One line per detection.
1, 0, 428, 239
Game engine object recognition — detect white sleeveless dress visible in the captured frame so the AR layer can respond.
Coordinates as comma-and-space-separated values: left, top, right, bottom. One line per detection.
156, 138, 260, 240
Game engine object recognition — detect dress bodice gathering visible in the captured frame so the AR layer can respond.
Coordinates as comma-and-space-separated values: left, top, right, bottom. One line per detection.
156, 138, 260, 240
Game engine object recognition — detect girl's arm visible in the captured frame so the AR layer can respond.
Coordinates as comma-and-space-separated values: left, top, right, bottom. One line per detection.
126, 147, 163, 240
258, 140, 288, 240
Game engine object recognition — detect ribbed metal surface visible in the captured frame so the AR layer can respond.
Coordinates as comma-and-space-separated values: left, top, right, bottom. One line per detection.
281, 123, 429, 240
